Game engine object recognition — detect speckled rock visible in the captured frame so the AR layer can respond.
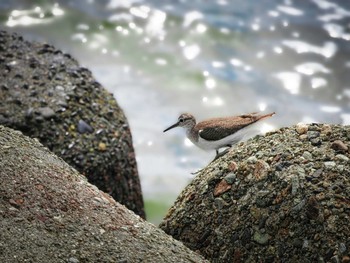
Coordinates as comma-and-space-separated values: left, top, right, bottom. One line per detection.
160, 124, 350, 262
0, 31, 144, 218
0, 125, 207, 263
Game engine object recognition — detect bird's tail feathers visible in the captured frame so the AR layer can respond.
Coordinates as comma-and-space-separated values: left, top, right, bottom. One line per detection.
256, 112, 275, 121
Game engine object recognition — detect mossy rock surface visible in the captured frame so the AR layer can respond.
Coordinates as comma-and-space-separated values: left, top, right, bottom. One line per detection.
0, 30, 144, 218
160, 124, 350, 262
0, 125, 207, 263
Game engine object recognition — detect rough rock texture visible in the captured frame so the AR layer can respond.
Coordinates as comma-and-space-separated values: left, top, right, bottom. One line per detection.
0, 30, 144, 218
0, 125, 207, 263
160, 124, 350, 262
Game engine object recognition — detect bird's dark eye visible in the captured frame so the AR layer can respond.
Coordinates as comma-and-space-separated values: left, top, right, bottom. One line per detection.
179, 118, 184, 123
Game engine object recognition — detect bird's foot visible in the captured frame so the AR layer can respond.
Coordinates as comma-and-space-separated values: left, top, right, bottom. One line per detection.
191, 168, 204, 175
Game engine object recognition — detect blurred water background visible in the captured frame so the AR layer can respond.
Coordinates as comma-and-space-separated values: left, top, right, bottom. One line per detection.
1, 0, 350, 223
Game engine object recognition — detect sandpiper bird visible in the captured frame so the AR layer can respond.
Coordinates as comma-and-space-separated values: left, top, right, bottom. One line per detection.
163, 112, 275, 160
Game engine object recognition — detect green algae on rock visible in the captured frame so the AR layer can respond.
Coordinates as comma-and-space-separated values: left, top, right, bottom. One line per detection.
0, 30, 144, 218
0, 125, 208, 263
160, 124, 350, 262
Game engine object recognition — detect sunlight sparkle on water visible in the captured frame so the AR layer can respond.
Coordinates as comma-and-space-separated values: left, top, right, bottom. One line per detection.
196, 23, 207, 33
213, 97, 224, 106
71, 33, 87, 43
311, 77, 327, 89
109, 13, 132, 22
205, 78, 216, 89
282, 20, 289, 27
212, 61, 225, 68
220, 28, 230, 34
123, 65, 130, 73
251, 23, 260, 31
180, 157, 188, 163
277, 5, 304, 16
77, 24, 90, 30
202, 96, 224, 106
129, 22, 136, 29
128, 22, 143, 34
282, 40, 337, 58
260, 123, 275, 134
244, 65, 252, 71
268, 10, 279, 17
203, 71, 210, 77
155, 58, 167, 66
146, 9, 166, 37
108, 0, 133, 9
7, 4, 64, 27
258, 102, 267, 111
88, 33, 108, 50
320, 105, 341, 113
274, 72, 301, 94
273, 46, 283, 54
313, 0, 350, 22
11, 10, 24, 17
295, 62, 331, 75
323, 23, 350, 41
52, 4, 64, 16
111, 50, 120, 57
178, 40, 186, 47
183, 44, 201, 60
256, 51, 265, 59
312, 0, 336, 10
183, 11, 203, 27
319, 13, 350, 23
292, 31, 300, 38
230, 58, 243, 67
130, 5, 150, 19
217, 0, 228, 6
7, 16, 40, 27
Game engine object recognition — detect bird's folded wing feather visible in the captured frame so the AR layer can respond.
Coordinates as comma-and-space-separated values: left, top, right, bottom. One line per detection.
196, 115, 262, 141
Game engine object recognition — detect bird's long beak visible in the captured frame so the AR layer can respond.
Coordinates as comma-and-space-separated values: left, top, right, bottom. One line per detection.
163, 121, 180, 132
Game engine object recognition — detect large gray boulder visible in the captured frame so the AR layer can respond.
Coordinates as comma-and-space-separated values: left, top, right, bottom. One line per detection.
160, 124, 350, 262
0, 125, 207, 263
0, 30, 144, 218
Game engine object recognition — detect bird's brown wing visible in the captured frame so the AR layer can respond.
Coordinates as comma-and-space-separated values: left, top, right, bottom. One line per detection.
196, 113, 274, 141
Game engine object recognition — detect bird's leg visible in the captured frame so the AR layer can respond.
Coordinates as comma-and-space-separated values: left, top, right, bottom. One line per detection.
216, 145, 232, 160
212, 147, 230, 162
212, 149, 220, 162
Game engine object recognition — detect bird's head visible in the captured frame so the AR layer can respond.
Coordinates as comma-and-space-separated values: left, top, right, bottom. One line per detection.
163, 113, 196, 132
